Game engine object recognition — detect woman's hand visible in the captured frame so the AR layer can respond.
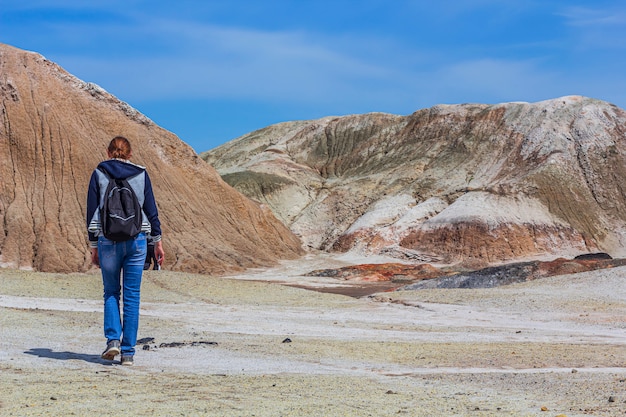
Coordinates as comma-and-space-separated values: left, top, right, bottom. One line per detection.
154, 241, 165, 267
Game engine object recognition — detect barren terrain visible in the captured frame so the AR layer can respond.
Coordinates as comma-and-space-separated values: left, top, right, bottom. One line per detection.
1, 253, 625, 416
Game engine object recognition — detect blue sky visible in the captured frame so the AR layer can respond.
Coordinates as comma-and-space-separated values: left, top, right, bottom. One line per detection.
2, 1, 626, 152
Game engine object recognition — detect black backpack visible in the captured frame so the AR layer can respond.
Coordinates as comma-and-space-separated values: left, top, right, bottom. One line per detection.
99, 168, 143, 241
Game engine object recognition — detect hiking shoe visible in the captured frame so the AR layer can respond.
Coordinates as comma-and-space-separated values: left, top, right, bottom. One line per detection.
121, 355, 134, 366
101, 340, 120, 360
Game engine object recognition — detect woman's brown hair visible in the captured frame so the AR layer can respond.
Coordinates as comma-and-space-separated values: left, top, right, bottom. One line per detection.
107, 136, 132, 160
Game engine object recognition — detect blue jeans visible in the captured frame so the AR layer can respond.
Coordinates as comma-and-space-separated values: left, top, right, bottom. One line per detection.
98, 233, 147, 356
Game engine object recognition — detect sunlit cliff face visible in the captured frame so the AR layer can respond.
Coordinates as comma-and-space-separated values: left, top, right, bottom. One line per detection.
205, 96, 626, 268
0, 43, 302, 273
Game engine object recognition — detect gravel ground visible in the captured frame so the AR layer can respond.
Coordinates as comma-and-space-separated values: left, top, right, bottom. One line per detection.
1, 255, 625, 416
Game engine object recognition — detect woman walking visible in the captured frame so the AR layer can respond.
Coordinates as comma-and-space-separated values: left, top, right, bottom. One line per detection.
86, 136, 164, 365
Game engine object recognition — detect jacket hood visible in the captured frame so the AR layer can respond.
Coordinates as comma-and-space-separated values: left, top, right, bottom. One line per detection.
97, 159, 145, 180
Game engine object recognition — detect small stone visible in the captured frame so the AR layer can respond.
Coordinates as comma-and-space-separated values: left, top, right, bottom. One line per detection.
608, 396, 616, 403
540, 406, 548, 411
282, 338, 292, 343
50, 397, 57, 401
571, 369, 578, 373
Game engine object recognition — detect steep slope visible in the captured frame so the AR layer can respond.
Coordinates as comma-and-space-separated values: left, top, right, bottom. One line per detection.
203, 97, 626, 267
0, 43, 303, 273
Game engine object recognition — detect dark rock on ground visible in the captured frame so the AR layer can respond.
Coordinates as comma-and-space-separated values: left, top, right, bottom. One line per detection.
304, 255, 626, 291
574, 252, 612, 260
399, 257, 626, 290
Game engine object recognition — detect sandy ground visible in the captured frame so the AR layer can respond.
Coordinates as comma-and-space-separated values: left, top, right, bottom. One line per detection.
1, 252, 626, 416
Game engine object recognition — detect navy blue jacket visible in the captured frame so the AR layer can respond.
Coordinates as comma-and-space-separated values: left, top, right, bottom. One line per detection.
86, 159, 162, 247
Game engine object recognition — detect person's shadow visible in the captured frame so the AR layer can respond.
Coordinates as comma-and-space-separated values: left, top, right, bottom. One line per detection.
24, 348, 114, 365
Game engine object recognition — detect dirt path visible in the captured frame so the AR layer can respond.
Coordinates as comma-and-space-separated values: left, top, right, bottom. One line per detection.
1, 257, 625, 416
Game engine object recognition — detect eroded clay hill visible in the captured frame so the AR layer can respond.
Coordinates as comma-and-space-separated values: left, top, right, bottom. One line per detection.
203, 96, 626, 268
0, 43, 302, 273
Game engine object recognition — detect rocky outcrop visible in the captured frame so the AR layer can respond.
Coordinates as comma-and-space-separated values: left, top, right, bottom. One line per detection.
203, 97, 626, 268
304, 253, 626, 291
305, 262, 451, 282
398, 254, 626, 290
0, 43, 303, 273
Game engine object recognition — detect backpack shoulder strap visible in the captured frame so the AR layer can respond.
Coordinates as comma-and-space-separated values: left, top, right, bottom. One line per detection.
126, 170, 147, 207
95, 167, 113, 210
97, 166, 111, 179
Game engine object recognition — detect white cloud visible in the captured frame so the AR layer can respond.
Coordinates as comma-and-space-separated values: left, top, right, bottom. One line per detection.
559, 5, 626, 49
14, 1, 626, 115
560, 5, 626, 26
52, 18, 407, 107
